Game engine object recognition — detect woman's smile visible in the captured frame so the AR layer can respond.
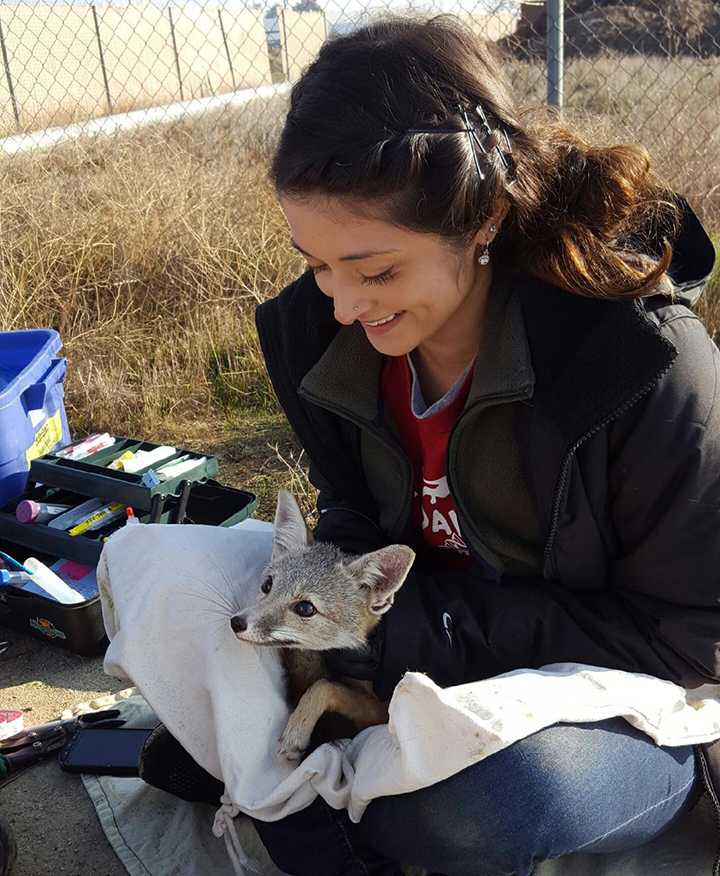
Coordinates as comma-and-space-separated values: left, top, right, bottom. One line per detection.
360, 311, 406, 334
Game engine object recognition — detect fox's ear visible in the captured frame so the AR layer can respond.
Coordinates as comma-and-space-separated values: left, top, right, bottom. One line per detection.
347, 545, 415, 615
272, 490, 313, 558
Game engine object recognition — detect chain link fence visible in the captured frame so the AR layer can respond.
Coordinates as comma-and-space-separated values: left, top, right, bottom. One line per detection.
0, 0, 717, 225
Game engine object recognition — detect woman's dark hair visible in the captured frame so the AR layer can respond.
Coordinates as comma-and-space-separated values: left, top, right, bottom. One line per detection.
270, 13, 681, 301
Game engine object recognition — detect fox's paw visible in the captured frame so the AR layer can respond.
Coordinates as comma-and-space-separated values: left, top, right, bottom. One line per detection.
278, 718, 312, 762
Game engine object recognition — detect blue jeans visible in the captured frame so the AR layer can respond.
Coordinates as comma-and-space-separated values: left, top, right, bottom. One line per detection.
251, 717, 704, 876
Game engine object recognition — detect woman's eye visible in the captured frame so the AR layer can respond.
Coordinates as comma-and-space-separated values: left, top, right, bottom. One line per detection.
308, 264, 394, 286
361, 269, 394, 286
293, 600, 317, 618
261, 577, 272, 594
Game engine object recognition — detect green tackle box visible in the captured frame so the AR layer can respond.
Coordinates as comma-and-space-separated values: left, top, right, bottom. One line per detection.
0, 479, 258, 567
0, 433, 259, 654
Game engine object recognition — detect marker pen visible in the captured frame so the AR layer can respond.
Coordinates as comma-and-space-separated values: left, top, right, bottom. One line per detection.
69, 503, 126, 536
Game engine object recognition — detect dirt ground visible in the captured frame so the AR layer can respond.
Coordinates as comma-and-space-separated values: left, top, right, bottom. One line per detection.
0, 625, 130, 876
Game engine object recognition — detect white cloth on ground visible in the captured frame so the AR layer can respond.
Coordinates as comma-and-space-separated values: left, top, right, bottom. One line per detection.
81, 694, 720, 876
97, 521, 720, 862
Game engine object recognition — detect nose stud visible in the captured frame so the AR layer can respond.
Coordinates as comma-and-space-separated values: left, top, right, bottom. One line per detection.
354, 306, 359, 311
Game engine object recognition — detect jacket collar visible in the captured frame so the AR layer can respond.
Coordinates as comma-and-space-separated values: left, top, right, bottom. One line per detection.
516, 278, 677, 445
261, 195, 710, 448
299, 272, 535, 422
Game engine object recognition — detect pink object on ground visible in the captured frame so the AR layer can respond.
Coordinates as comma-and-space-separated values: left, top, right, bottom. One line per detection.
0, 710, 23, 741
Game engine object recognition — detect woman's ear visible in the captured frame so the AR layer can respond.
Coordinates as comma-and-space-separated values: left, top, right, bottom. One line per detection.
495, 199, 510, 224
475, 200, 510, 247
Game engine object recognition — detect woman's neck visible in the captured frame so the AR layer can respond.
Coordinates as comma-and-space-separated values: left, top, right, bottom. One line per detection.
409, 346, 475, 406
410, 267, 492, 406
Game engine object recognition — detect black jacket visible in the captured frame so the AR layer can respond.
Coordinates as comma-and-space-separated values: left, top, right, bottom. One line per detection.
256, 201, 720, 865
256, 199, 719, 692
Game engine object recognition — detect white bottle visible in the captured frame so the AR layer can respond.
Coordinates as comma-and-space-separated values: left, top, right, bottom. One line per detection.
24, 558, 85, 604
120, 446, 176, 474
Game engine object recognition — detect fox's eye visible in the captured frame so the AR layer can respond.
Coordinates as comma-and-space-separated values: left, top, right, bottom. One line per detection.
293, 601, 316, 618
261, 577, 272, 594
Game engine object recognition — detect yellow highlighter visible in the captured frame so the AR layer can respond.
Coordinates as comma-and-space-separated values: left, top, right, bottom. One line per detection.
69, 503, 125, 536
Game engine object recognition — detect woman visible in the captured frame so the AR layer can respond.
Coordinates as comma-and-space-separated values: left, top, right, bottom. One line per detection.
250, 11, 720, 876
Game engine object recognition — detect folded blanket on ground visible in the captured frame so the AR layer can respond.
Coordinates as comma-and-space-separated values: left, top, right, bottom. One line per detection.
97, 521, 720, 873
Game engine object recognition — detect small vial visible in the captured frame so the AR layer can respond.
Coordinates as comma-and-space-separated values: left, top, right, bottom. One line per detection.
0, 570, 32, 587
16, 500, 73, 525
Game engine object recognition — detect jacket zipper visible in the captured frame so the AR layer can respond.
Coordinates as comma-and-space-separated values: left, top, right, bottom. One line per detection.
693, 744, 720, 876
542, 362, 674, 580
296, 387, 415, 537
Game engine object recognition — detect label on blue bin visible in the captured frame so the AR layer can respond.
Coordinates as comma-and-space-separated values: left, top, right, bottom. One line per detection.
25, 410, 64, 464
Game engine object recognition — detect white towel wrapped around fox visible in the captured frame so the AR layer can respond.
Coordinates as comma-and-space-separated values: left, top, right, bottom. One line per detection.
98, 489, 720, 876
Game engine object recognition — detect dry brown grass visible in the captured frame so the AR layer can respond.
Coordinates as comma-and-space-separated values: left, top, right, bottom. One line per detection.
0, 97, 295, 438
0, 56, 718, 518
502, 52, 720, 229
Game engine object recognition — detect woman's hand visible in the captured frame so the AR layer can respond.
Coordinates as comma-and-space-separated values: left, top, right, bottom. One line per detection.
323, 616, 386, 683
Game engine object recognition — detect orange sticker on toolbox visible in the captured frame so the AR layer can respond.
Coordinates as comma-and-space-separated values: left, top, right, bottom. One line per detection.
29, 617, 67, 640
25, 410, 63, 464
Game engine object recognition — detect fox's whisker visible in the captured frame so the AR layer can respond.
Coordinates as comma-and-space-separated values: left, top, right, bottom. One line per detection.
175, 586, 237, 618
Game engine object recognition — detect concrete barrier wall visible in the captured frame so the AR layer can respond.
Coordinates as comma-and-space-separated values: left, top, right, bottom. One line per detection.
0, 6, 514, 136
277, 10, 327, 81
458, 12, 519, 42
98, 4, 183, 109
220, 9, 272, 91
0, 4, 107, 132
0, 3, 276, 134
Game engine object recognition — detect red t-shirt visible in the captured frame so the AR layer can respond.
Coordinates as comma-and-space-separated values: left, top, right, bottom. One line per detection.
382, 354, 476, 570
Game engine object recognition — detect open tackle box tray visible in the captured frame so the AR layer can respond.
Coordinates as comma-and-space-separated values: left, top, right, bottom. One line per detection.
0, 479, 258, 566
29, 436, 220, 511
0, 436, 259, 653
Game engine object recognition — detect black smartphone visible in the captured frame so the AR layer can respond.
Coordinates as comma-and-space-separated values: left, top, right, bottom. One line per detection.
59, 727, 153, 776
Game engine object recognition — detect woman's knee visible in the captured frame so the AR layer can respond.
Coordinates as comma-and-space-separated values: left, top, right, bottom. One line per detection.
359, 718, 699, 873
358, 734, 569, 873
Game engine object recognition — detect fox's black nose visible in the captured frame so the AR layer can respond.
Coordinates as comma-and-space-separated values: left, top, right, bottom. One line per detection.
230, 615, 247, 633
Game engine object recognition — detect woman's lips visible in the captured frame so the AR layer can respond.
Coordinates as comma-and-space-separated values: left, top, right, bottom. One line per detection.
361, 311, 406, 335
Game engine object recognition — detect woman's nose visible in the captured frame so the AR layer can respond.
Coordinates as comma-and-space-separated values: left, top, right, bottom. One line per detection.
334, 296, 373, 325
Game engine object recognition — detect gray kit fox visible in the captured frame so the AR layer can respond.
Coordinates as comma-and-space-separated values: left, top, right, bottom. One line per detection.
230, 490, 415, 760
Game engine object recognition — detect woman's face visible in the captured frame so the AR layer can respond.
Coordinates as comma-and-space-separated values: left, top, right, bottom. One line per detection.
279, 195, 490, 359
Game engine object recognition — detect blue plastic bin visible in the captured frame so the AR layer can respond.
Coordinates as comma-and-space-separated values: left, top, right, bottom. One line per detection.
0, 329, 71, 505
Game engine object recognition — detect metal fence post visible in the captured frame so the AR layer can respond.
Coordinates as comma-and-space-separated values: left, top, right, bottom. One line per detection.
0, 20, 21, 133
280, 5, 291, 82
92, 6, 113, 115
168, 7, 185, 102
218, 10, 236, 91
546, 0, 564, 108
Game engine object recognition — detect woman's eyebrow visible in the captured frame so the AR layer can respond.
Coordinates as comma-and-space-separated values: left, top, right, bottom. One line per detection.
289, 238, 401, 262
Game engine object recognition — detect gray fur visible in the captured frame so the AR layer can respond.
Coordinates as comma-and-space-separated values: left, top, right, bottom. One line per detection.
231, 489, 415, 651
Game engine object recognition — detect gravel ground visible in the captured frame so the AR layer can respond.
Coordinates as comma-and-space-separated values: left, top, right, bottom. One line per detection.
0, 625, 130, 876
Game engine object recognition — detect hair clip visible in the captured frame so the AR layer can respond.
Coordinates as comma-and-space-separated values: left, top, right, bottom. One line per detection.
475, 103, 494, 138
458, 105, 486, 181
405, 102, 515, 185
